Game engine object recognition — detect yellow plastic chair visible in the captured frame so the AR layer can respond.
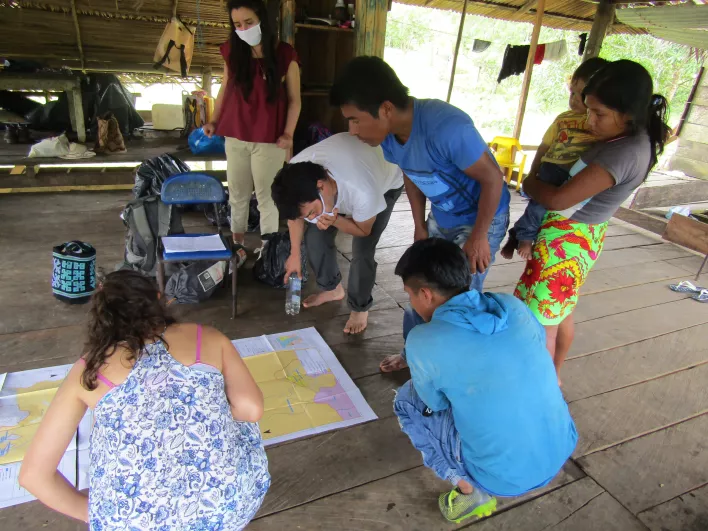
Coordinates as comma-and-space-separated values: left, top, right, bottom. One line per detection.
488, 136, 528, 191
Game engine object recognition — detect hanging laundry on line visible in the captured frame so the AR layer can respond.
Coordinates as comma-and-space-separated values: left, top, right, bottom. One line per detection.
472, 39, 492, 53
497, 40, 568, 83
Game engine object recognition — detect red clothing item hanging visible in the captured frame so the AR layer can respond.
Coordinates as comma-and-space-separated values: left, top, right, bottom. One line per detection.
534, 44, 546, 65
215, 41, 299, 143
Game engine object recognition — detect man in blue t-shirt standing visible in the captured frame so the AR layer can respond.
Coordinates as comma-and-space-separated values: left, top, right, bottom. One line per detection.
331, 56, 511, 372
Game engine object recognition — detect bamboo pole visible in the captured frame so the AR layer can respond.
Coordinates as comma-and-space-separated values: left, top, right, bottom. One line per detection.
512, 0, 545, 140
582, 0, 615, 61
447, 0, 469, 103
70, 0, 86, 71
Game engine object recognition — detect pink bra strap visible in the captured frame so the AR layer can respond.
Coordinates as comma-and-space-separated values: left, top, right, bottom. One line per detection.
78, 358, 116, 389
196, 325, 203, 363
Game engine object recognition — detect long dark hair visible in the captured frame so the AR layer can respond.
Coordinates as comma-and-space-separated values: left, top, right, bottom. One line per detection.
583, 59, 671, 173
227, 0, 278, 102
81, 270, 175, 390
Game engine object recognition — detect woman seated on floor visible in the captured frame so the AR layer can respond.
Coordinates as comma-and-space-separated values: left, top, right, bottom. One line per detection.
20, 271, 270, 530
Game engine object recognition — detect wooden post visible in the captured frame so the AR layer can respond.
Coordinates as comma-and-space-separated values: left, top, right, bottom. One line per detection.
355, 0, 388, 57
70, 0, 86, 71
280, 0, 295, 46
202, 67, 213, 96
582, 0, 615, 61
447, 0, 469, 103
512, 0, 545, 140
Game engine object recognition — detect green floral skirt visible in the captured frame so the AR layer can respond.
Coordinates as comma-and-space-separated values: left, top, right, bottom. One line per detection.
514, 212, 608, 326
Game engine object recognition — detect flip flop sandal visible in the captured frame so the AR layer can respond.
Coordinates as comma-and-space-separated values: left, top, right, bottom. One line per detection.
691, 289, 708, 303
669, 280, 705, 293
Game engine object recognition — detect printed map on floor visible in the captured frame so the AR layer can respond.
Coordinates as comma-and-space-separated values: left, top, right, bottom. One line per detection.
0, 365, 92, 509
232, 327, 377, 445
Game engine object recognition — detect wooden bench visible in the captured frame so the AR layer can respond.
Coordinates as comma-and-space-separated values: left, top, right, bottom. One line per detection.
662, 213, 708, 280
0, 72, 86, 142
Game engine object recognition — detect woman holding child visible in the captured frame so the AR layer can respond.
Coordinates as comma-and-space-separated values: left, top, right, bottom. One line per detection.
515, 60, 671, 382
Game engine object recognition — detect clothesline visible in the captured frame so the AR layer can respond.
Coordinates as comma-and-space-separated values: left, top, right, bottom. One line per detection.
387, 18, 584, 52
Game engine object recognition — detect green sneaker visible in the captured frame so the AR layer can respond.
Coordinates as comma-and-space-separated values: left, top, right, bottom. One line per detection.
438, 488, 497, 523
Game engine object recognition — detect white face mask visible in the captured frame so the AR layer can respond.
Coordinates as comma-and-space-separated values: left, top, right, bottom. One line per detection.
305, 193, 337, 224
235, 23, 262, 47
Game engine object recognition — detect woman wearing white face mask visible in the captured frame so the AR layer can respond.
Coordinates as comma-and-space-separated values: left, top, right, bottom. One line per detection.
204, 0, 301, 247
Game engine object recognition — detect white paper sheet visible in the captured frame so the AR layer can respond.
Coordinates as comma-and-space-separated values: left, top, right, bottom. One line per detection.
231, 335, 274, 357
0, 450, 77, 509
77, 448, 90, 491
162, 234, 226, 253
239, 327, 378, 446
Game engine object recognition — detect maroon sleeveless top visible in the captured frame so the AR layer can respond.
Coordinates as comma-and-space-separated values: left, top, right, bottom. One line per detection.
215, 41, 298, 144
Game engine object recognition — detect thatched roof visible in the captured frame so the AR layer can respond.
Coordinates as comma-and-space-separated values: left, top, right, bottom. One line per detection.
0, 0, 703, 76
0, 1, 232, 74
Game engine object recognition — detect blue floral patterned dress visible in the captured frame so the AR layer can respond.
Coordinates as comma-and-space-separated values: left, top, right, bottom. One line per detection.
88, 335, 270, 530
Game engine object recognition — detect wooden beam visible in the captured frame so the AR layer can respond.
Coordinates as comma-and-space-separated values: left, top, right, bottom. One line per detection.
447, 0, 469, 103
280, 0, 295, 46
70, 0, 86, 71
582, 0, 615, 61
202, 67, 213, 95
513, 0, 537, 19
663, 213, 708, 256
512, 0, 545, 140
676, 66, 705, 137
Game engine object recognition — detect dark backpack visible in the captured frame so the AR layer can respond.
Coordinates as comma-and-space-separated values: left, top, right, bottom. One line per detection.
118, 195, 184, 275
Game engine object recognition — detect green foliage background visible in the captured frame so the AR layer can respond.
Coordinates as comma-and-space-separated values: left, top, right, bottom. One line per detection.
384, 4, 702, 144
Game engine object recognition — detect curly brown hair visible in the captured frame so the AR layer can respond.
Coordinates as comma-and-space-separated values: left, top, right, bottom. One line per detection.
82, 270, 175, 390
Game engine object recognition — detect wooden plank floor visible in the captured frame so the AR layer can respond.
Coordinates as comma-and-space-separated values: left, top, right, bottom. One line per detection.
1, 190, 708, 531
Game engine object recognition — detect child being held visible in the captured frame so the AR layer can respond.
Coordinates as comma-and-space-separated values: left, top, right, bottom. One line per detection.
20, 271, 270, 531
501, 57, 608, 260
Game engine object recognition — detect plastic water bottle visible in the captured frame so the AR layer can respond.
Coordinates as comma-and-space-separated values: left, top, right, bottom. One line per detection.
285, 274, 301, 316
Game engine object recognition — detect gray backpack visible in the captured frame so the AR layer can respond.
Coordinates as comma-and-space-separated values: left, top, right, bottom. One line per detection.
119, 195, 184, 275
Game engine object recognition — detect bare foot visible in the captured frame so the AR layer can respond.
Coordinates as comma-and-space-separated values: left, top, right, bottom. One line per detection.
518, 240, 534, 260
380, 354, 409, 373
344, 311, 368, 334
500, 233, 518, 260
303, 283, 345, 308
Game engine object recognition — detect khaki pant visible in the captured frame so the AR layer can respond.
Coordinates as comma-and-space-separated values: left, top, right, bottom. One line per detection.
225, 137, 285, 235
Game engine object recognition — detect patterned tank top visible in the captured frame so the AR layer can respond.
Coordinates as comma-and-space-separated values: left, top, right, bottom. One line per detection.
87, 327, 270, 530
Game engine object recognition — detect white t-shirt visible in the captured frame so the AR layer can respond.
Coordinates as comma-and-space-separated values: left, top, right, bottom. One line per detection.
289, 133, 404, 222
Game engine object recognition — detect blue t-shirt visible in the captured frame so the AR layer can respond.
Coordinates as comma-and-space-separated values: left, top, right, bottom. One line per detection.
407, 291, 577, 497
381, 99, 510, 229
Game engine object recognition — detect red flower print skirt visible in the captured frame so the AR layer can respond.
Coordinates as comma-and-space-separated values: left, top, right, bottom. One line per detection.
514, 211, 608, 325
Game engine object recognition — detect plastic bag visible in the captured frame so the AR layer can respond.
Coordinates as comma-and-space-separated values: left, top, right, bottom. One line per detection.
188, 127, 225, 155
253, 231, 308, 288
665, 206, 691, 220
133, 153, 191, 198
247, 194, 260, 232
165, 261, 225, 303
204, 192, 260, 233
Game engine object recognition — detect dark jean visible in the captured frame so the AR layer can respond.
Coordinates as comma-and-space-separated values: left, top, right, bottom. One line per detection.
304, 186, 403, 312
513, 163, 571, 242
401, 208, 510, 360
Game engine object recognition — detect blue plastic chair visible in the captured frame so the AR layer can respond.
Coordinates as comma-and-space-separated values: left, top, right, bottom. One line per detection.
157, 172, 239, 318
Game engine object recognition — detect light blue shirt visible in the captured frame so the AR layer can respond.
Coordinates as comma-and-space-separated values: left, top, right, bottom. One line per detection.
381, 99, 510, 229
407, 291, 577, 496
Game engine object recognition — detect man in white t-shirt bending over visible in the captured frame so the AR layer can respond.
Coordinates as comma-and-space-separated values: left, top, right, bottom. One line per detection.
271, 133, 404, 334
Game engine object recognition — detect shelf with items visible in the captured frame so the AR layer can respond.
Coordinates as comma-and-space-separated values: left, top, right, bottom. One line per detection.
295, 22, 354, 33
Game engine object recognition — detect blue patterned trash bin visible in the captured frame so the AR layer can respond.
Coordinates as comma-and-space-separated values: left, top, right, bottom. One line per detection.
52, 241, 97, 304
